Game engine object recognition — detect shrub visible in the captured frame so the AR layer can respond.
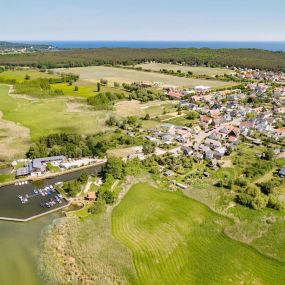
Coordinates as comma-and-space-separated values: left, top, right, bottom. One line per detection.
88, 198, 106, 214
251, 194, 269, 210
236, 193, 253, 207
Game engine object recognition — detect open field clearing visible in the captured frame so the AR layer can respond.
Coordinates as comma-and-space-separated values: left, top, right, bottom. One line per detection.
0, 85, 110, 140
114, 100, 176, 118
54, 66, 232, 88
0, 70, 58, 82
135, 63, 234, 75
107, 146, 143, 159
112, 183, 285, 285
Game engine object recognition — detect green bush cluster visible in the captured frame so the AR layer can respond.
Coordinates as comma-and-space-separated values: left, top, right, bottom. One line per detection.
235, 182, 284, 211
87, 92, 125, 110
122, 83, 165, 102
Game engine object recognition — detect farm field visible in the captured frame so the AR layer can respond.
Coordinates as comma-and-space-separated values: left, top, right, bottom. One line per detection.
0, 69, 58, 82
0, 84, 111, 141
135, 63, 234, 76
54, 66, 232, 89
112, 183, 285, 285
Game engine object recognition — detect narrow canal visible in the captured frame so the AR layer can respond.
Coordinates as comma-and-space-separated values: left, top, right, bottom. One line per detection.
0, 163, 104, 285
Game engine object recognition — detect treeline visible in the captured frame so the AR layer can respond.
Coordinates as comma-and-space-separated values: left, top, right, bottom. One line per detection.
1, 48, 285, 71
26, 132, 144, 159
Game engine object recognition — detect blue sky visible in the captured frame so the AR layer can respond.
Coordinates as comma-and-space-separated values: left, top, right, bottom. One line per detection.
1, 0, 284, 41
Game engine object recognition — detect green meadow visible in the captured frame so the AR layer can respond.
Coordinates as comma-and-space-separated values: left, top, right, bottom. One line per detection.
50, 82, 130, 98
112, 183, 285, 285
0, 84, 110, 140
0, 69, 57, 82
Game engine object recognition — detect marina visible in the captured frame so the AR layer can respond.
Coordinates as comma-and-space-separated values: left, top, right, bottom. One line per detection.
0, 162, 104, 221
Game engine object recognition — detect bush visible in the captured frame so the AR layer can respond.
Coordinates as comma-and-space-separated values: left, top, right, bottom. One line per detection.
62, 180, 81, 197
87, 92, 125, 110
143, 141, 156, 155
251, 194, 269, 210
236, 193, 253, 207
234, 177, 248, 187
102, 190, 116, 204
186, 111, 199, 120
245, 185, 261, 197
267, 194, 284, 210
88, 198, 106, 214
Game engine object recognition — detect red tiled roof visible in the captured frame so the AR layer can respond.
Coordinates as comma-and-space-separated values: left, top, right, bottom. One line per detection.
167, 91, 183, 98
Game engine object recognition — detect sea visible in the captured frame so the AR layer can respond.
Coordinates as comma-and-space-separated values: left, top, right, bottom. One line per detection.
21, 41, 285, 52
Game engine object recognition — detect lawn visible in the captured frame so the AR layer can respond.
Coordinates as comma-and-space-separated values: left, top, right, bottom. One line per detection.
135, 63, 234, 76
54, 66, 233, 89
0, 69, 58, 82
112, 183, 285, 285
0, 84, 111, 140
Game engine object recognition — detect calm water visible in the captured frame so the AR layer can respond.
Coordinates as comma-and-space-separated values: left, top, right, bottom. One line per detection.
0, 164, 103, 219
0, 213, 61, 285
0, 164, 104, 285
22, 41, 285, 51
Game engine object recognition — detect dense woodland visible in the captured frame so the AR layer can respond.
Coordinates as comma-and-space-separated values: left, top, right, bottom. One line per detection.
1, 48, 285, 70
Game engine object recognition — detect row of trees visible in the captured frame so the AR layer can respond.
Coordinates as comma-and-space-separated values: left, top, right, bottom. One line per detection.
27, 132, 144, 159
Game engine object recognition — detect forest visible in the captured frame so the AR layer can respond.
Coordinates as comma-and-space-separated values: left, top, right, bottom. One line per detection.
1, 48, 285, 70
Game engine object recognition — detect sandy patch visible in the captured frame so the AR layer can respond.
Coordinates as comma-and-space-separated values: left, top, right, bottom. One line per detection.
221, 160, 233, 168
65, 101, 94, 113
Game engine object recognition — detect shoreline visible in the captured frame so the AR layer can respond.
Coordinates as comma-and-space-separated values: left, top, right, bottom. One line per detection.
0, 159, 107, 188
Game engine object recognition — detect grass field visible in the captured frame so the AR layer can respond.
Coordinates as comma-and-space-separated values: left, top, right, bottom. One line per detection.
0, 84, 174, 159
135, 63, 234, 76
0, 84, 110, 141
50, 82, 130, 98
112, 183, 285, 285
54, 66, 232, 89
0, 69, 58, 82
